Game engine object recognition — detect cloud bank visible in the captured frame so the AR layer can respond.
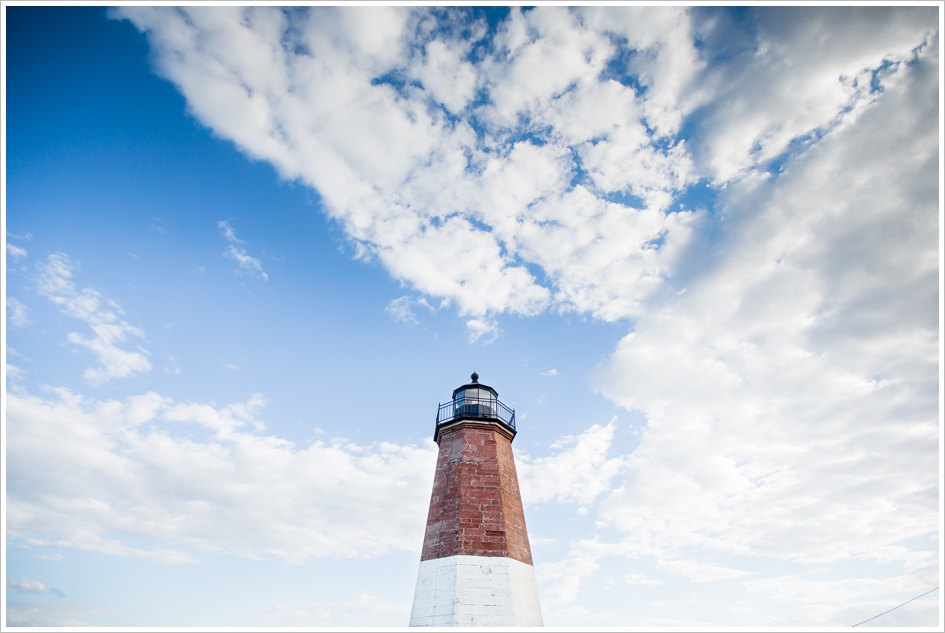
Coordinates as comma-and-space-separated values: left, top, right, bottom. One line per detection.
6, 385, 626, 565
6, 388, 436, 562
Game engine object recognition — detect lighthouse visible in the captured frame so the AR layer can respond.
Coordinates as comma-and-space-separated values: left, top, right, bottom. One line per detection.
409, 373, 543, 627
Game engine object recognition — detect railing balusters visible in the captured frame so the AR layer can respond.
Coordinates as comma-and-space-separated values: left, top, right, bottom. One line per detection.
435, 396, 516, 433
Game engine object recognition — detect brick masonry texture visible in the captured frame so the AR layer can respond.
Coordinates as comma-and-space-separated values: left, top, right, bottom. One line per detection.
420, 421, 534, 565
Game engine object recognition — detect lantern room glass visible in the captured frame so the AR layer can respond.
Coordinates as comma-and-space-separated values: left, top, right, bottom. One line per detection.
454, 387, 497, 418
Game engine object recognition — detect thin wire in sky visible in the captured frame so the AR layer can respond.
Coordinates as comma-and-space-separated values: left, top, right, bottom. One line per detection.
851, 586, 939, 627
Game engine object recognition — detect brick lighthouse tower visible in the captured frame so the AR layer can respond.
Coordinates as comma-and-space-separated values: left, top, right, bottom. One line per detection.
409, 373, 543, 627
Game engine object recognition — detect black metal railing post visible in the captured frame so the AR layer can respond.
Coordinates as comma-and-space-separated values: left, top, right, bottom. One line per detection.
435, 396, 516, 434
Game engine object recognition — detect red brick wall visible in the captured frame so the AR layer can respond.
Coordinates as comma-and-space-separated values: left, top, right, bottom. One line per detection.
420, 422, 534, 565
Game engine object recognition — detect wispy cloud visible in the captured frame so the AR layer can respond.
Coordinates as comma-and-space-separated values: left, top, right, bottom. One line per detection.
7, 243, 28, 261
7, 297, 30, 327
6, 363, 27, 384
36, 253, 151, 384
217, 219, 243, 243
217, 220, 268, 279
7, 577, 65, 597
249, 592, 409, 625
224, 245, 268, 281
6, 602, 118, 627
625, 573, 663, 587
656, 560, 754, 583
385, 296, 418, 326
540, 368, 558, 376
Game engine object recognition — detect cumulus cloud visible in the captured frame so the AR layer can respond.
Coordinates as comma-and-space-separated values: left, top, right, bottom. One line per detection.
36, 253, 152, 384
7, 297, 30, 327
465, 317, 499, 344
519, 419, 627, 505
113, 7, 934, 327
111, 6, 713, 322
6, 388, 438, 563
540, 368, 557, 376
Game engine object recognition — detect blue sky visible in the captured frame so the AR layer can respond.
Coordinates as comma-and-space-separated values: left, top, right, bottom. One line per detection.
3, 5, 941, 627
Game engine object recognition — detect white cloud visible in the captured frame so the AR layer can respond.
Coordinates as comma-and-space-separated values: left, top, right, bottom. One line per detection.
7, 296, 30, 327
591, 30, 938, 580
689, 7, 938, 184
36, 253, 152, 385
6, 363, 27, 383
519, 419, 626, 505
538, 538, 626, 607
540, 368, 557, 376
385, 296, 418, 326
539, 548, 601, 606
217, 221, 269, 279
224, 245, 268, 280
656, 559, 753, 583
745, 567, 936, 605
163, 354, 181, 375
110, 7, 714, 322
7, 243, 28, 260
625, 573, 663, 587
744, 566, 939, 626
249, 592, 409, 625
5, 603, 118, 627
7, 577, 64, 597
113, 7, 933, 326
6, 387, 438, 563
465, 317, 498, 344
217, 219, 244, 243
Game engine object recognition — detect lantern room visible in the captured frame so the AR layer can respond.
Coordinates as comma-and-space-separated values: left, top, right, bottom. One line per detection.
434, 372, 516, 441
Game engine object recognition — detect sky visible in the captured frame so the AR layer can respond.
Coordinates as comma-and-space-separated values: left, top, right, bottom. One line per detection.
2, 4, 941, 628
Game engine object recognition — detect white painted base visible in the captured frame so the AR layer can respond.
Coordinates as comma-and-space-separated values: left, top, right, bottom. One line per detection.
409, 555, 543, 627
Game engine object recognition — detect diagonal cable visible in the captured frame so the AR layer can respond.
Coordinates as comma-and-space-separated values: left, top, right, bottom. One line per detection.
851, 586, 939, 627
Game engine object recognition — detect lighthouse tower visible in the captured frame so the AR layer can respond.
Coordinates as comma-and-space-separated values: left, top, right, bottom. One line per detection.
409, 373, 543, 627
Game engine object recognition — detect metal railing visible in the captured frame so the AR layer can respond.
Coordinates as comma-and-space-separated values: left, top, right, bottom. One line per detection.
436, 396, 516, 432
